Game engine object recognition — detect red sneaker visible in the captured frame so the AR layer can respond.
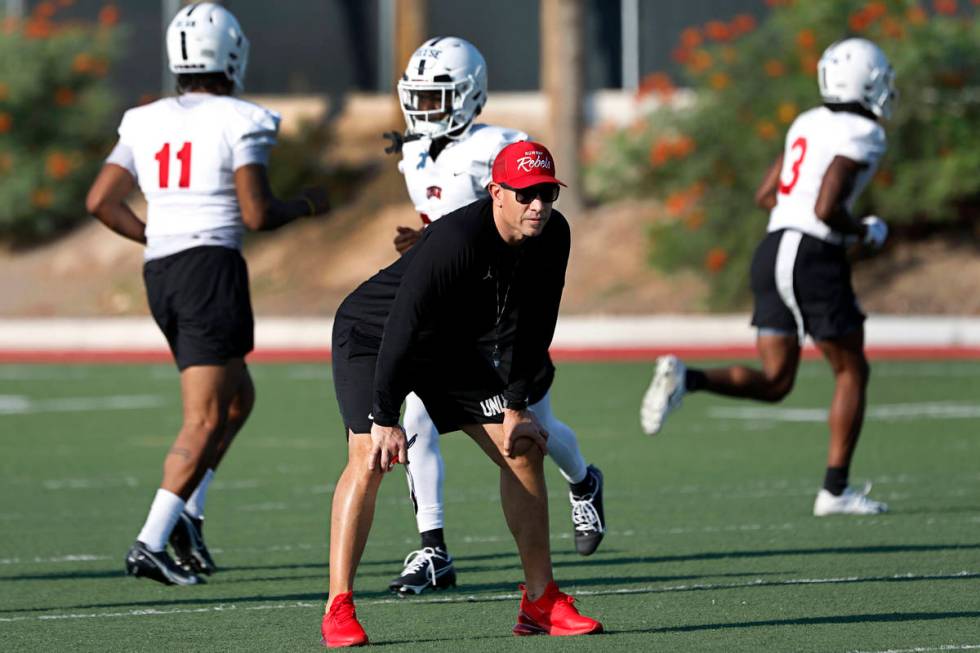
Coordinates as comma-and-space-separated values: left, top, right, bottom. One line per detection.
513, 581, 603, 636
321, 592, 368, 648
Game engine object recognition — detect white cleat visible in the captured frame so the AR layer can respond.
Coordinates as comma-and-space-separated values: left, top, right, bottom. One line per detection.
640, 355, 686, 436
813, 482, 889, 516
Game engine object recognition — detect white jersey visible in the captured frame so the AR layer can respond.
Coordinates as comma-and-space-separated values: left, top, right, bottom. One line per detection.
767, 106, 885, 244
106, 93, 280, 260
398, 123, 528, 224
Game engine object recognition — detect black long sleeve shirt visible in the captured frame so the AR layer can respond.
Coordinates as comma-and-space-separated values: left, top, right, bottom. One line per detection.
333, 197, 570, 427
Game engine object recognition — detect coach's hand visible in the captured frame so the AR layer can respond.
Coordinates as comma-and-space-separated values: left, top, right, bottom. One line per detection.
394, 226, 422, 254
369, 423, 408, 473
502, 408, 548, 458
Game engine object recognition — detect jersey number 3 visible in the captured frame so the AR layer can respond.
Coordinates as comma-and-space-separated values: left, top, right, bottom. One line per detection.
778, 137, 807, 195
154, 142, 192, 189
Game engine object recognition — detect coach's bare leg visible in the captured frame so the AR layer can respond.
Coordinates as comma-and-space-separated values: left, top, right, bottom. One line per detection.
699, 334, 801, 402
327, 433, 384, 606
161, 360, 244, 499
464, 423, 553, 601
815, 329, 870, 468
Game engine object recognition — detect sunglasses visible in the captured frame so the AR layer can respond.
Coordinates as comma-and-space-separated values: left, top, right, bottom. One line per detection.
500, 183, 560, 204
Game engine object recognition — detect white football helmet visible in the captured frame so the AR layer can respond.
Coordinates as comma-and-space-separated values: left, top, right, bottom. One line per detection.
818, 38, 896, 119
398, 36, 488, 140
166, 3, 249, 92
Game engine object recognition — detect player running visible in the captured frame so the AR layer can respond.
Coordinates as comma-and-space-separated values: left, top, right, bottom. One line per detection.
86, 2, 329, 585
384, 37, 605, 596
641, 38, 896, 516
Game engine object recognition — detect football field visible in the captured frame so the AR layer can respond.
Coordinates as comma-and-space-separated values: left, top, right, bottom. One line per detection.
1, 359, 978, 652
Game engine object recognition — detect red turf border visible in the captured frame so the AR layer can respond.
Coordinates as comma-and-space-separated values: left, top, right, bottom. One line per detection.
2, 345, 979, 364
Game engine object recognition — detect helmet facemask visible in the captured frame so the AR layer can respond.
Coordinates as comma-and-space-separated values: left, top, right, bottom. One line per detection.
398, 74, 480, 140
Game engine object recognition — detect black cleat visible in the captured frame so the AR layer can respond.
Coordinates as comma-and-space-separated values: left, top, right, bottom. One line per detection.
125, 540, 203, 586
388, 547, 456, 595
169, 511, 216, 575
570, 465, 606, 556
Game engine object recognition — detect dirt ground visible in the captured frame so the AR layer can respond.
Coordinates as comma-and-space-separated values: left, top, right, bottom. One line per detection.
2, 162, 977, 319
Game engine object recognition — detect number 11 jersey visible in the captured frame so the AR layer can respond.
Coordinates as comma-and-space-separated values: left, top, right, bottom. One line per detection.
106, 93, 280, 260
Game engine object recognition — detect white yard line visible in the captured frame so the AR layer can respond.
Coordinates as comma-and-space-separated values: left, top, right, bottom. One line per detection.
0, 394, 165, 416
849, 646, 980, 653
709, 402, 980, 423
1, 571, 976, 623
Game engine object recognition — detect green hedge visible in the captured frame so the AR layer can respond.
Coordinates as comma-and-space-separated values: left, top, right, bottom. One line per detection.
585, 0, 979, 309
0, 4, 122, 244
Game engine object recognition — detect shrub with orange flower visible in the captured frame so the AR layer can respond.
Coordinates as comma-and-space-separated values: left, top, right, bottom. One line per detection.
0, 82, 7, 101
637, 72, 675, 100
72, 52, 95, 74
98, 4, 119, 27
906, 5, 928, 24
777, 102, 798, 124
796, 28, 816, 50
0, 113, 11, 133
32, 188, 54, 209
710, 72, 730, 90
933, 0, 957, 14
680, 27, 702, 49
0, 152, 12, 173
705, 248, 729, 273
688, 50, 713, 74
684, 210, 705, 231
730, 14, 757, 37
864, 1, 888, 20
882, 16, 905, 40
756, 120, 777, 140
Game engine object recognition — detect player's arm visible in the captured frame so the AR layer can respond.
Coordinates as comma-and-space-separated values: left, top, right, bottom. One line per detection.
754, 152, 783, 211
85, 164, 146, 244
814, 155, 865, 236
234, 164, 329, 231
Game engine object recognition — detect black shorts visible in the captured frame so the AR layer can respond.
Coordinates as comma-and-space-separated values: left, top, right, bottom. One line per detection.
331, 322, 534, 436
750, 229, 864, 342
144, 246, 254, 370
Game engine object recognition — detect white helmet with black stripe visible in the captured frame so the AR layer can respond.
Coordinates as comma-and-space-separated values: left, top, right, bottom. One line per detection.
166, 2, 249, 92
818, 38, 896, 119
398, 36, 488, 140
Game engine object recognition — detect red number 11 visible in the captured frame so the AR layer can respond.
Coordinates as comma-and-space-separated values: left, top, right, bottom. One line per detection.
154, 142, 192, 189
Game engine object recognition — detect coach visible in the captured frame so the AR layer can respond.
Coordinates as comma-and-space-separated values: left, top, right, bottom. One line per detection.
320, 141, 602, 647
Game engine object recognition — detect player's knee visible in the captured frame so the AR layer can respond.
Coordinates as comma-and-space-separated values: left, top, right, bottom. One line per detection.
764, 376, 795, 402
504, 444, 545, 473
181, 410, 225, 439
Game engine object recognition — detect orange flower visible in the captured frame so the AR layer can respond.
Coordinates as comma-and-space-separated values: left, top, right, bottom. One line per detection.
705, 248, 729, 273
796, 28, 816, 49
849, 10, 871, 31
671, 135, 695, 158
33, 1, 56, 18
0, 113, 11, 133
777, 102, 797, 124
680, 27, 702, 49
0, 83, 8, 101
54, 87, 75, 106
730, 14, 757, 37
72, 52, 95, 74
906, 5, 928, 23
882, 16, 905, 39
720, 46, 737, 64
710, 72, 730, 90
764, 60, 785, 77
864, 1, 888, 19
2, 16, 17, 34
705, 21, 731, 42
637, 72, 675, 100
0, 152, 12, 173
46, 152, 73, 180
98, 4, 119, 27
90, 58, 109, 77
649, 140, 673, 167
684, 210, 705, 231
32, 188, 54, 209
933, 0, 957, 14
756, 120, 777, 140
874, 169, 894, 187
24, 18, 52, 38
665, 191, 691, 217
671, 47, 692, 65
688, 50, 713, 74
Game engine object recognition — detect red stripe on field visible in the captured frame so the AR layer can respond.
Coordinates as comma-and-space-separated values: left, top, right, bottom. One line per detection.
1, 346, 979, 364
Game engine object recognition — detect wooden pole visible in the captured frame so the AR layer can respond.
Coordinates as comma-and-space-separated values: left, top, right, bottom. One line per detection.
540, 0, 585, 215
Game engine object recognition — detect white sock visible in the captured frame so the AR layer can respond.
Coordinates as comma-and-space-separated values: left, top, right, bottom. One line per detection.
185, 468, 214, 519
403, 392, 445, 533
136, 489, 185, 552
531, 391, 588, 484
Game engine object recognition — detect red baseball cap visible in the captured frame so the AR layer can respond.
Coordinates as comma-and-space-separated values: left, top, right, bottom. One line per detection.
491, 140, 566, 189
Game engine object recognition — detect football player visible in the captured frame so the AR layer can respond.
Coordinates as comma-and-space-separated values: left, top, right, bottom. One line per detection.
86, 2, 329, 585
641, 38, 895, 516
384, 37, 605, 596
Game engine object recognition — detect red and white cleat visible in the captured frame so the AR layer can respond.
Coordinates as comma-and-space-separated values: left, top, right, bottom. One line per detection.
512, 581, 603, 637
321, 592, 368, 648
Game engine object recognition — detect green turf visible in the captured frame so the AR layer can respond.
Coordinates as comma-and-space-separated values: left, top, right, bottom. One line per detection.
0, 360, 978, 652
